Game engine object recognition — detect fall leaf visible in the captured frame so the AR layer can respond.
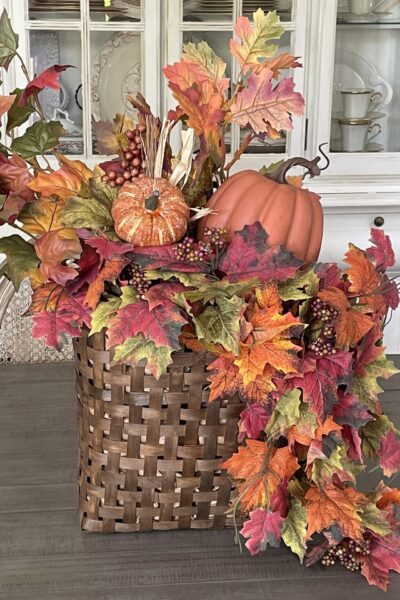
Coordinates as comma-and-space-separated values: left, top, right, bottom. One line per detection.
112, 335, 173, 379
344, 243, 386, 314
265, 389, 301, 438
318, 286, 374, 348
0, 93, 16, 118
84, 256, 127, 309
360, 533, 400, 591
182, 41, 229, 93
219, 222, 302, 283
0, 192, 29, 225
278, 268, 319, 301
241, 509, 284, 555
366, 228, 396, 273
145, 281, 185, 311
107, 300, 187, 351
282, 498, 308, 562
92, 113, 135, 155
0, 9, 19, 70
377, 488, 400, 509
305, 484, 368, 540
230, 70, 305, 135
193, 295, 245, 355
353, 352, 398, 412
132, 245, 210, 274
28, 155, 93, 199
229, 9, 284, 73
0, 153, 33, 196
19, 65, 72, 106
6, 87, 35, 133
342, 425, 363, 463
0, 235, 39, 290
221, 440, 299, 511
163, 61, 208, 93
89, 297, 121, 335
26, 282, 65, 314
11, 120, 63, 160
208, 355, 240, 402
78, 231, 134, 260
35, 228, 82, 286
377, 429, 400, 477
19, 197, 67, 236
360, 502, 391, 536
62, 196, 113, 230
362, 415, 394, 459
259, 53, 302, 78
332, 391, 373, 428
67, 242, 101, 293
238, 404, 270, 442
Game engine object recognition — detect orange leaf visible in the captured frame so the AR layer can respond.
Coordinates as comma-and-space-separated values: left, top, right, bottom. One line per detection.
28, 154, 93, 199
208, 355, 239, 402
377, 489, 400, 509
244, 369, 276, 404
0, 94, 16, 118
19, 197, 67, 236
318, 287, 373, 348
305, 484, 367, 540
222, 440, 299, 511
345, 243, 386, 314
254, 53, 302, 78
35, 228, 81, 286
26, 282, 64, 314
84, 256, 127, 309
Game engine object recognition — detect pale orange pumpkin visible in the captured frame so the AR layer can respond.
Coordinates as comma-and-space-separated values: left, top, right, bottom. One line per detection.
198, 154, 329, 262
112, 177, 189, 246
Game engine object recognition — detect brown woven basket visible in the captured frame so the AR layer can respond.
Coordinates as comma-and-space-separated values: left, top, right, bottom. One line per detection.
74, 329, 244, 533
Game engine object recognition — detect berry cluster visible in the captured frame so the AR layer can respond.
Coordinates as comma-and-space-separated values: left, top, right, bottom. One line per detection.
309, 338, 336, 356
174, 237, 211, 263
203, 227, 227, 250
321, 538, 371, 572
310, 298, 339, 323
101, 124, 147, 188
120, 263, 150, 299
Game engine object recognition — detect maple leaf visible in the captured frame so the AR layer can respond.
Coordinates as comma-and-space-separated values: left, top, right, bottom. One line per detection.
84, 256, 127, 309
377, 429, 400, 477
377, 488, 400, 509
221, 440, 299, 511
269, 478, 290, 517
26, 282, 65, 314
19, 197, 67, 236
318, 287, 374, 348
0, 93, 16, 117
366, 228, 396, 272
193, 296, 245, 355
342, 425, 363, 463
32, 291, 91, 349
145, 281, 185, 311
182, 41, 229, 93
0, 153, 33, 197
238, 404, 271, 442
132, 245, 210, 274
305, 484, 368, 540
344, 243, 386, 315
265, 389, 301, 438
107, 300, 187, 351
77, 231, 134, 260
282, 498, 308, 562
0, 235, 39, 290
360, 533, 400, 591
229, 9, 284, 73
244, 373, 277, 404
67, 242, 101, 294
333, 391, 372, 428
92, 113, 135, 155
241, 509, 284, 555
163, 61, 206, 91
112, 335, 173, 379
28, 155, 93, 199
353, 351, 398, 412
0, 192, 29, 225
230, 70, 304, 135
207, 355, 239, 402
35, 228, 82, 286
19, 65, 72, 106
278, 268, 319, 301
362, 415, 395, 459
219, 222, 302, 283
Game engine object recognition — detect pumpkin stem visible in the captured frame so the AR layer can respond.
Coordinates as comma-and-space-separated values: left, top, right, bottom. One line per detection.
145, 190, 160, 211
264, 143, 330, 185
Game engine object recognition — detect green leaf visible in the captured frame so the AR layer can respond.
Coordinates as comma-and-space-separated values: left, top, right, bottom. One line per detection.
0, 235, 39, 290
279, 268, 320, 301
282, 499, 308, 562
361, 415, 395, 458
112, 335, 173, 379
193, 295, 244, 355
119, 286, 137, 308
265, 389, 302, 437
182, 156, 214, 208
146, 269, 210, 287
361, 503, 391, 536
89, 297, 121, 336
178, 278, 259, 305
0, 9, 19, 70
311, 444, 362, 486
352, 355, 399, 411
62, 196, 113, 229
11, 120, 64, 160
6, 88, 35, 134
89, 168, 118, 210
259, 160, 285, 176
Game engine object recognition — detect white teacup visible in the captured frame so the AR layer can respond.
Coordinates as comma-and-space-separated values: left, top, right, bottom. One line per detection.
341, 88, 383, 119
338, 118, 382, 152
349, 0, 374, 14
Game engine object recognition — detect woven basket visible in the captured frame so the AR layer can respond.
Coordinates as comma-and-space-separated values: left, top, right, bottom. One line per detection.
74, 329, 244, 533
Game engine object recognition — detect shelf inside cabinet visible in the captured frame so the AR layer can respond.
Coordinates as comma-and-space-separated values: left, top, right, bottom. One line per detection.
337, 22, 400, 29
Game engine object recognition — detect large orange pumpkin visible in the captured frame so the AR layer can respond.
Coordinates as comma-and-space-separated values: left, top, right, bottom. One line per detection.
198, 155, 328, 262
112, 177, 189, 246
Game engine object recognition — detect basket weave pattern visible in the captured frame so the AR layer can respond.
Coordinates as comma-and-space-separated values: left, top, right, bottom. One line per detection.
75, 330, 244, 533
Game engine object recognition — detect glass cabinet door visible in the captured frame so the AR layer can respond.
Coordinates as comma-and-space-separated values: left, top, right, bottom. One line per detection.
166, 0, 309, 169
5, 0, 160, 160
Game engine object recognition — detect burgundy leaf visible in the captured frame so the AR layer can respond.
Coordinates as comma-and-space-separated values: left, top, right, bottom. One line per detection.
342, 425, 363, 463
366, 228, 395, 273
132, 245, 210, 273
144, 282, 185, 310
333, 391, 373, 428
78, 230, 134, 260
240, 509, 284, 555
238, 403, 270, 442
360, 533, 400, 591
377, 429, 400, 477
67, 242, 101, 293
269, 478, 290, 518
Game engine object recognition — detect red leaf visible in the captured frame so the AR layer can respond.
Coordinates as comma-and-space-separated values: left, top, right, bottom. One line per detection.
0, 153, 34, 197
241, 509, 284, 555
35, 228, 82, 286
132, 245, 209, 273
316, 263, 342, 289
84, 256, 127, 309
32, 291, 91, 349
67, 242, 101, 293
342, 425, 363, 463
378, 429, 400, 477
107, 300, 187, 351
360, 533, 400, 591
19, 65, 73, 106
366, 228, 395, 273
269, 478, 290, 518
354, 326, 385, 376
219, 222, 302, 283
144, 282, 185, 310
0, 192, 29, 225
238, 403, 270, 442
0, 94, 16, 117
333, 391, 372, 428
78, 230, 134, 260
384, 279, 400, 311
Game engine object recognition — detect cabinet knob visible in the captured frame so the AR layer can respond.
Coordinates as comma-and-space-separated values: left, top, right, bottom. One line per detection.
374, 216, 385, 227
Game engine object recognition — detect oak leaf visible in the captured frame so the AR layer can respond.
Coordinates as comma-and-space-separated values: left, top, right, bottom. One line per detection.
241, 509, 284, 555
182, 41, 229, 93
282, 498, 308, 561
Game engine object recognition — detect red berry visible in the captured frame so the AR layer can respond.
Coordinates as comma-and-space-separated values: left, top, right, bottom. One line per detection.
141, 160, 147, 169
116, 176, 125, 185
132, 157, 141, 167
125, 130, 135, 140
108, 170, 117, 180
123, 171, 131, 180
128, 142, 137, 151
134, 135, 141, 144
101, 175, 109, 183
110, 181, 117, 188
131, 168, 139, 177
124, 151, 133, 161
120, 160, 129, 168
137, 123, 146, 133
132, 149, 140, 156
138, 173, 145, 178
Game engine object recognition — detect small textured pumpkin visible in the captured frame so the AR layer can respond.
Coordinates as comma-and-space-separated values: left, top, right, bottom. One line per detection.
198, 155, 328, 262
112, 177, 190, 246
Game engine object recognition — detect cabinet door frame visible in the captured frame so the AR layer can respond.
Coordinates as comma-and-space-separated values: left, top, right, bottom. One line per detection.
0, 0, 161, 167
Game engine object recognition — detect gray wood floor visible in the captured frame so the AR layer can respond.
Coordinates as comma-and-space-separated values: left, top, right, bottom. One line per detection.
0, 361, 399, 600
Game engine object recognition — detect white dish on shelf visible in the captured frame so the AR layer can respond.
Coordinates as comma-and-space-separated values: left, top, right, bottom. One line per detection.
342, 12, 381, 22
333, 48, 393, 120
91, 32, 141, 123
331, 141, 384, 152
332, 110, 386, 120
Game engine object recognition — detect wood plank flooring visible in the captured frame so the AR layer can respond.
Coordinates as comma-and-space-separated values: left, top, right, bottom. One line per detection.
0, 361, 399, 600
